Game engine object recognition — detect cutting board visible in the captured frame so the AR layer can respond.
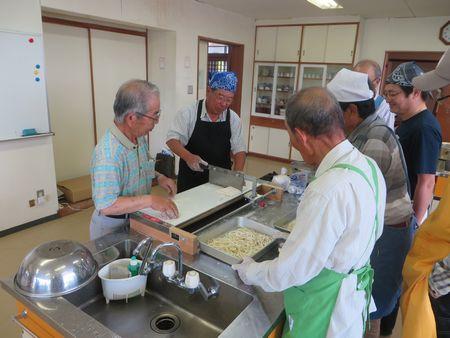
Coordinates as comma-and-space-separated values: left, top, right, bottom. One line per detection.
140, 181, 252, 227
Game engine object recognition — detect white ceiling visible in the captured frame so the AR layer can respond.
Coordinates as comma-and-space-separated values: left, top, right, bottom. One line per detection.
195, 0, 450, 20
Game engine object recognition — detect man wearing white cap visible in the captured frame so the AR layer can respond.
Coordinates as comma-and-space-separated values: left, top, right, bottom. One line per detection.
327, 69, 416, 338
232, 87, 386, 338
354, 59, 396, 130
402, 48, 450, 338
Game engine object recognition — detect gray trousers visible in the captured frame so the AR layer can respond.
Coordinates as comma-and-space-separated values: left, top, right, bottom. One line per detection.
89, 210, 129, 240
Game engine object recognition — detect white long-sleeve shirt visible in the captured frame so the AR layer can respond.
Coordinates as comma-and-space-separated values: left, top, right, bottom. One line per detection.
166, 100, 246, 154
375, 95, 395, 130
242, 140, 386, 338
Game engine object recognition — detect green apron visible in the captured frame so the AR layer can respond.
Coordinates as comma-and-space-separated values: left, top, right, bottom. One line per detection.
282, 159, 380, 338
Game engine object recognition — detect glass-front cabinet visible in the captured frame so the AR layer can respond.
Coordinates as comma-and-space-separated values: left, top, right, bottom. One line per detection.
298, 64, 351, 90
253, 63, 298, 118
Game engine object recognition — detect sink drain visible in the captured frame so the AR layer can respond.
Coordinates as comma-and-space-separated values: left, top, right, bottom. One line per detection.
150, 313, 180, 334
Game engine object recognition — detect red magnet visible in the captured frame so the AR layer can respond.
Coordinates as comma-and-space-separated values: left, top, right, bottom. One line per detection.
28, 38, 34, 43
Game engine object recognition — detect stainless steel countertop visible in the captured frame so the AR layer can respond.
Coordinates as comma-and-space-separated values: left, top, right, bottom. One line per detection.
1, 194, 299, 338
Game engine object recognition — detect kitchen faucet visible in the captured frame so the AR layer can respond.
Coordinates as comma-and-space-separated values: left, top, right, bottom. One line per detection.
133, 237, 219, 300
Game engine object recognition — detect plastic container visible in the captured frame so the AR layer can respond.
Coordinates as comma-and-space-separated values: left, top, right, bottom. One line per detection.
272, 167, 291, 191
128, 256, 140, 277
98, 258, 148, 304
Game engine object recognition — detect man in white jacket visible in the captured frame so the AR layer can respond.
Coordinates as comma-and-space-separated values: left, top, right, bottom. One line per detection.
232, 87, 386, 338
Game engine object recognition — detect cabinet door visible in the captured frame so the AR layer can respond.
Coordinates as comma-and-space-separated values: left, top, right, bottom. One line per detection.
301, 25, 327, 62
268, 128, 290, 159
255, 27, 277, 61
275, 26, 302, 62
249, 125, 269, 154
290, 147, 303, 161
325, 24, 357, 63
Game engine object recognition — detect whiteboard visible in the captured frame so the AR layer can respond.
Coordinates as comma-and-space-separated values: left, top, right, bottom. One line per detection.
0, 30, 50, 141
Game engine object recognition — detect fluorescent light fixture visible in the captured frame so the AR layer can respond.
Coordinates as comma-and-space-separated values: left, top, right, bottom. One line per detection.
307, 0, 343, 9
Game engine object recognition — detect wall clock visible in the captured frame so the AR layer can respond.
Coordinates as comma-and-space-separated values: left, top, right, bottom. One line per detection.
439, 21, 450, 45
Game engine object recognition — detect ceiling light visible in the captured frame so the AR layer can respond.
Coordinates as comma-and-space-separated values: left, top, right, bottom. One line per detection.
306, 0, 343, 9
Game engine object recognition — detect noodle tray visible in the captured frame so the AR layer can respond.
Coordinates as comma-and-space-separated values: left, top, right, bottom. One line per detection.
197, 216, 287, 265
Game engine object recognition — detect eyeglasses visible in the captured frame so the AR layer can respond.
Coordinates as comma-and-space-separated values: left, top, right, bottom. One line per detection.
383, 91, 402, 98
135, 110, 161, 121
214, 92, 234, 105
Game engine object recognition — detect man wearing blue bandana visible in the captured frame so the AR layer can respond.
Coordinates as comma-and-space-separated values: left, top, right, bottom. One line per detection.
166, 71, 246, 192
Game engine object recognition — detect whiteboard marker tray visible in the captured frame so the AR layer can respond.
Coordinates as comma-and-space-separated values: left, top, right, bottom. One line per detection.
197, 216, 286, 265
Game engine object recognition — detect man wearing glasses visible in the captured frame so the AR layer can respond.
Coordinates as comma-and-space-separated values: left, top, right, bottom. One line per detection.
384, 62, 442, 225
402, 48, 450, 338
90, 79, 179, 240
380, 62, 442, 336
354, 59, 396, 130
166, 71, 246, 192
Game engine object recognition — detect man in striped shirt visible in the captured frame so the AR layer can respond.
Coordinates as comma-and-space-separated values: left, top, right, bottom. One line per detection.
89, 80, 178, 240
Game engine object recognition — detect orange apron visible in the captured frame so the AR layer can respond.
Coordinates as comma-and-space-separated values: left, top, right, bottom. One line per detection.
401, 180, 450, 338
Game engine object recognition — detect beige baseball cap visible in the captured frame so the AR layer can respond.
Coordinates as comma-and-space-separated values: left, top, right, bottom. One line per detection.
412, 48, 450, 90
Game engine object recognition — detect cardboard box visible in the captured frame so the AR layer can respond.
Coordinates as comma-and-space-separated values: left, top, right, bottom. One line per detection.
57, 175, 92, 203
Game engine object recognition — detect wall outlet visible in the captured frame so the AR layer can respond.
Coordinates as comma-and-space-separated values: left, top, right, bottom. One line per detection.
29, 199, 36, 207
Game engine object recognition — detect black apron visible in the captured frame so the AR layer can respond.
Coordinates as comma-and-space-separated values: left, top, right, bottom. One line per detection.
177, 100, 232, 192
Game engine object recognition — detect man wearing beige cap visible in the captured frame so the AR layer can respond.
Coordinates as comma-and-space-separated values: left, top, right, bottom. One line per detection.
402, 48, 450, 338
328, 69, 415, 338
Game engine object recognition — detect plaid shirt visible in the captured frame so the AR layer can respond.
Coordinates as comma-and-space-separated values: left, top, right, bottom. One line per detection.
429, 254, 450, 298
90, 124, 154, 210
348, 114, 413, 225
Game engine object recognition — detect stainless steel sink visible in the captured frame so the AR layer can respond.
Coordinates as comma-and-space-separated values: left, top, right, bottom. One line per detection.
64, 239, 254, 337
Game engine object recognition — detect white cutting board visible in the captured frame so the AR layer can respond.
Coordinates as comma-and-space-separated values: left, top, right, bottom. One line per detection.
140, 181, 252, 227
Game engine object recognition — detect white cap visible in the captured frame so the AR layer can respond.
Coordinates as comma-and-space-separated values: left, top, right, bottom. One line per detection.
327, 68, 374, 102
412, 48, 450, 91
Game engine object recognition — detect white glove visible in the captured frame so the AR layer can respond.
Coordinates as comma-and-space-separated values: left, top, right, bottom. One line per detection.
186, 154, 208, 172
231, 256, 255, 285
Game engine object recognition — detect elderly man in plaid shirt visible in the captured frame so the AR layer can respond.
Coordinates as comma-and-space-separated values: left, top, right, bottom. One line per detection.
328, 69, 417, 338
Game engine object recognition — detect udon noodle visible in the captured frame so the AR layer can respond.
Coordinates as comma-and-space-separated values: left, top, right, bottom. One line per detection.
206, 227, 272, 259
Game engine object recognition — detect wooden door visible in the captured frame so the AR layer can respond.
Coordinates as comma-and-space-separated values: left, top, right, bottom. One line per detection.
275, 26, 302, 62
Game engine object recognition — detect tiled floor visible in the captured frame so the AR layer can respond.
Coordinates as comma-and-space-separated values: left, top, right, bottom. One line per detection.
0, 156, 401, 337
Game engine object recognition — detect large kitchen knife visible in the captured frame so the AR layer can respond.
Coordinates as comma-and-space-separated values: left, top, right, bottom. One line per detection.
208, 165, 245, 191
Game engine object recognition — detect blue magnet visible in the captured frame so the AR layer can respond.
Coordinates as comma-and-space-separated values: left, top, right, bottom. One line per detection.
35, 64, 40, 69
35, 77, 40, 82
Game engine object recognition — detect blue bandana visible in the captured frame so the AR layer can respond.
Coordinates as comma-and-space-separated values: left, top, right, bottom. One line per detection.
209, 71, 237, 93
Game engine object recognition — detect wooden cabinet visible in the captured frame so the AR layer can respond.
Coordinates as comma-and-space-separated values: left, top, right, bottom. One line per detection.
300, 23, 357, 63
268, 128, 291, 158
255, 27, 277, 61
14, 301, 63, 337
253, 63, 298, 118
249, 125, 291, 160
301, 25, 328, 62
255, 26, 301, 62
325, 24, 357, 63
249, 125, 269, 154
275, 26, 302, 62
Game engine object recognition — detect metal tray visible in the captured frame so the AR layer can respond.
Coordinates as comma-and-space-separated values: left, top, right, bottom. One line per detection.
197, 216, 287, 265
273, 210, 296, 233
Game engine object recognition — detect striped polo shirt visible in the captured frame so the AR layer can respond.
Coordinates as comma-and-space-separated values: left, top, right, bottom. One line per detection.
90, 124, 154, 210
